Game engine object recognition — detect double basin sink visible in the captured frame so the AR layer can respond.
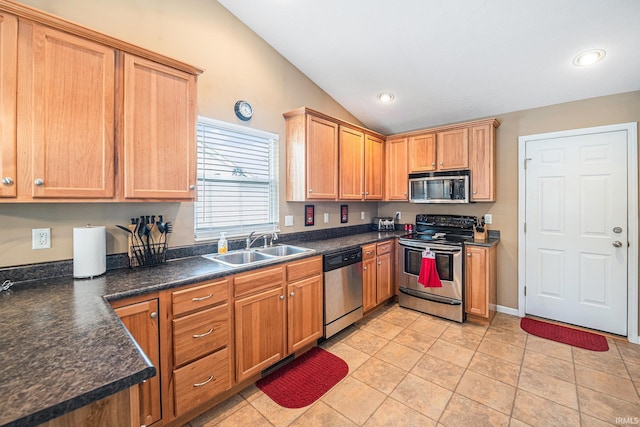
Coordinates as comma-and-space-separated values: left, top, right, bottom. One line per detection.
202, 244, 314, 268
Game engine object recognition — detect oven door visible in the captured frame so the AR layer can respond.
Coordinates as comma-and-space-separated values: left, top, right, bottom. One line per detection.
397, 240, 463, 301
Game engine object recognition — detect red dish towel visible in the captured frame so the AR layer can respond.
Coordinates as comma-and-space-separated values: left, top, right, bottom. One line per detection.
418, 252, 442, 288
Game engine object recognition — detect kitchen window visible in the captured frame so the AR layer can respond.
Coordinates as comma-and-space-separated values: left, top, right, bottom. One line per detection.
194, 116, 279, 240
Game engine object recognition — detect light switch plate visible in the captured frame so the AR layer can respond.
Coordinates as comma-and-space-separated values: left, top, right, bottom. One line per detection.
284, 215, 294, 227
484, 214, 493, 224
323, 213, 329, 223
361, 211, 366, 220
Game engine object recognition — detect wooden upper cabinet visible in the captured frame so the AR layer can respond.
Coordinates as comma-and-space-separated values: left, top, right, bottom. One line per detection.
339, 125, 365, 200
0, 12, 17, 198
364, 134, 384, 200
469, 123, 496, 201
408, 133, 436, 173
385, 137, 408, 200
18, 22, 115, 198
285, 110, 339, 201
436, 128, 468, 170
123, 54, 196, 199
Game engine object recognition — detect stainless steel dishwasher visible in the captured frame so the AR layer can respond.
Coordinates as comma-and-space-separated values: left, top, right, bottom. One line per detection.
323, 247, 363, 338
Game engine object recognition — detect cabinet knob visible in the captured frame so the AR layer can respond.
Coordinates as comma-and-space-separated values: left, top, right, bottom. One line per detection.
2, 177, 13, 185
279, 295, 284, 300
363, 266, 367, 271
439, 162, 444, 166
432, 162, 436, 166
290, 291, 295, 297
308, 189, 313, 193
467, 253, 471, 257
378, 261, 382, 265
403, 192, 407, 196
365, 191, 369, 195
189, 184, 195, 190
34, 178, 44, 186
473, 191, 477, 194
150, 311, 157, 319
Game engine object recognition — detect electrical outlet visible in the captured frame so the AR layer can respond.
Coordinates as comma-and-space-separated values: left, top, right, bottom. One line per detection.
361, 211, 366, 220
484, 214, 493, 224
284, 215, 294, 227
395, 211, 401, 221
323, 213, 329, 223
32, 228, 51, 250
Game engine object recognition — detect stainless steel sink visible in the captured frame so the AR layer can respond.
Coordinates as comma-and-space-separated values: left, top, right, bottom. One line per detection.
202, 245, 314, 267
254, 244, 314, 257
202, 250, 275, 266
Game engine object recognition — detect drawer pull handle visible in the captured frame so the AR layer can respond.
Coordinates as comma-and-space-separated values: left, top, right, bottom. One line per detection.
192, 328, 214, 338
365, 251, 373, 255
192, 294, 213, 301
193, 375, 214, 387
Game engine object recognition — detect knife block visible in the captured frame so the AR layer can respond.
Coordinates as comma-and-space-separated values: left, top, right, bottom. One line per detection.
474, 229, 487, 241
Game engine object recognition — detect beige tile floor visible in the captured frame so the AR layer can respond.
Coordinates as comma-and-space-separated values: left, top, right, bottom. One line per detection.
185, 303, 640, 427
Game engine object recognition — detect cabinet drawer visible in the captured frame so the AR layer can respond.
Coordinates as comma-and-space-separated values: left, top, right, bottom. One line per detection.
286, 256, 322, 282
376, 240, 392, 255
173, 304, 229, 367
172, 279, 228, 317
234, 266, 284, 298
173, 347, 230, 416
362, 243, 376, 260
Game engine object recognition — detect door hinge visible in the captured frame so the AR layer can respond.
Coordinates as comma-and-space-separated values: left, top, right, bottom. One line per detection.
524, 223, 527, 233
524, 286, 527, 296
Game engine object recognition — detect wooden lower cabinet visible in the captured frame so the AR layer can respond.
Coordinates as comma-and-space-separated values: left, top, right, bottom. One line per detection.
362, 240, 394, 312
464, 244, 497, 325
113, 298, 161, 427
286, 257, 323, 354
173, 348, 230, 416
168, 278, 233, 419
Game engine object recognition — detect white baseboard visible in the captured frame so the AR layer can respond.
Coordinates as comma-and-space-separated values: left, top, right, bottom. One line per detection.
497, 305, 520, 317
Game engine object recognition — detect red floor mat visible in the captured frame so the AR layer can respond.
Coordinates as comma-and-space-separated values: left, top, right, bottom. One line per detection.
520, 317, 609, 351
256, 347, 349, 408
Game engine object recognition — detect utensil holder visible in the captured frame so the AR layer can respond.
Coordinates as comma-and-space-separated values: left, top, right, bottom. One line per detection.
128, 238, 168, 268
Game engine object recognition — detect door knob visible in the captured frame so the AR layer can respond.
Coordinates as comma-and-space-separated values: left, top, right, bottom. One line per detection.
613, 226, 623, 234
612, 241, 623, 248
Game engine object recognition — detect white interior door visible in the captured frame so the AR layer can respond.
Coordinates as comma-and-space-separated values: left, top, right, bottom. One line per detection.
523, 128, 628, 335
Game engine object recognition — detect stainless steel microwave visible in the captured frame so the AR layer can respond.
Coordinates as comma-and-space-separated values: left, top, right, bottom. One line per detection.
408, 170, 470, 203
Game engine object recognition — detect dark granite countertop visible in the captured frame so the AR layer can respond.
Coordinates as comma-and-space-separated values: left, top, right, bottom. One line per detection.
0, 231, 400, 427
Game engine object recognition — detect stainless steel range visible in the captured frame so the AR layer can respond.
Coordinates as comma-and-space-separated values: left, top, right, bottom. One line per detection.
397, 214, 477, 322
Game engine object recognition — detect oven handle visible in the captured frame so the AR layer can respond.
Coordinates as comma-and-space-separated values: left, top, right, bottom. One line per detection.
399, 287, 462, 305
398, 241, 462, 253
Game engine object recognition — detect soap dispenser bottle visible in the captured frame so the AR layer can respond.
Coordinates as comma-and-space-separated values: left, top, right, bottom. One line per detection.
218, 232, 228, 254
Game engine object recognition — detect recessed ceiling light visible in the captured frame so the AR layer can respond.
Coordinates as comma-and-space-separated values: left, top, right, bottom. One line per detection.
377, 93, 395, 103
572, 49, 606, 67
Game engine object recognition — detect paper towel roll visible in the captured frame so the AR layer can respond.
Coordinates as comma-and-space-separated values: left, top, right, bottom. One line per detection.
73, 225, 106, 279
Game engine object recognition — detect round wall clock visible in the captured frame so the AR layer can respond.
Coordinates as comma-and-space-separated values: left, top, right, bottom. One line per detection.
234, 100, 253, 121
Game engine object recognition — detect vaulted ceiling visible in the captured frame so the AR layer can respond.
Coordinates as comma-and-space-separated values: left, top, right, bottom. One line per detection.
217, 0, 640, 134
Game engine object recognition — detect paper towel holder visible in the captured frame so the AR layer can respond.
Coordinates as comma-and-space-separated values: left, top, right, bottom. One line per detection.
73, 224, 107, 279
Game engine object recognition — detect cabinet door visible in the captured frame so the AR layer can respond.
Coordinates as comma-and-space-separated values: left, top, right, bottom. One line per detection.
235, 287, 286, 382
437, 128, 468, 170
364, 134, 384, 200
123, 54, 196, 199
376, 252, 393, 303
287, 274, 323, 354
19, 23, 115, 198
465, 246, 488, 317
362, 243, 377, 312
306, 114, 338, 200
0, 12, 17, 198
469, 124, 495, 201
408, 133, 436, 173
339, 126, 364, 200
114, 299, 161, 427
385, 137, 408, 201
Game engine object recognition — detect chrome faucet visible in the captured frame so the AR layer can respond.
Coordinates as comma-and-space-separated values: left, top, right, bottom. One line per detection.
246, 231, 278, 249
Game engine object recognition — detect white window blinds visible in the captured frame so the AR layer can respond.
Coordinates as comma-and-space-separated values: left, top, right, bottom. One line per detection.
195, 116, 279, 240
